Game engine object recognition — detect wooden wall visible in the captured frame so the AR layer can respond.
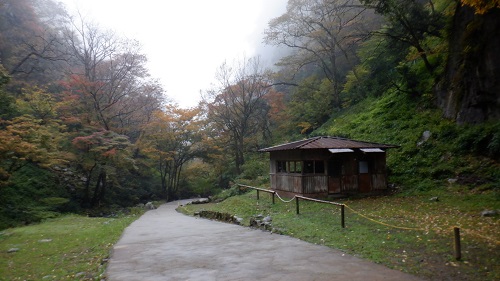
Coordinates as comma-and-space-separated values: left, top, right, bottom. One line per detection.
267, 149, 389, 196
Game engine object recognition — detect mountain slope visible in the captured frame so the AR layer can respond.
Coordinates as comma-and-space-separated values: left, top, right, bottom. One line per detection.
314, 91, 500, 192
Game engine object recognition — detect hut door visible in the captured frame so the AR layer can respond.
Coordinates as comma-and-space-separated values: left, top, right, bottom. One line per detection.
327, 160, 341, 193
358, 160, 372, 193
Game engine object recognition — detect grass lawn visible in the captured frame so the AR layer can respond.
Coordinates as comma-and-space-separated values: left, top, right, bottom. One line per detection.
180, 187, 500, 281
0, 210, 143, 280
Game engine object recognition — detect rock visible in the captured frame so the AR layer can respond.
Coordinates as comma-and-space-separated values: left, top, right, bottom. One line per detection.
271, 228, 284, 235
8, 248, 20, 253
481, 210, 499, 217
429, 197, 439, 202
38, 239, 52, 243
191, 198, 210, 204
249, 214, 275, 232
417, 130, 432, 146
249, 217, 259, 227
233, 216, 243, 225
422, 130, 432, 140
75, 272, 87, 278
263, 222, 272, 231
144, 202, 156, 210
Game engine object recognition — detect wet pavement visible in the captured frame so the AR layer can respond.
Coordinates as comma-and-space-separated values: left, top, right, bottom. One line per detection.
106, 200, 423, 281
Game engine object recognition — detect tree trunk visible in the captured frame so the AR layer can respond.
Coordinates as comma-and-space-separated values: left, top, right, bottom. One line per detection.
90, 172, 102, 207
160, 160, 169, 201
82, 163, 97, 208
233, 136, 245, 174
436, 5, 500, 123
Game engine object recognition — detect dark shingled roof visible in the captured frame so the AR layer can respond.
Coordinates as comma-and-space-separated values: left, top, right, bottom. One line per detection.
259, 136, 398, 152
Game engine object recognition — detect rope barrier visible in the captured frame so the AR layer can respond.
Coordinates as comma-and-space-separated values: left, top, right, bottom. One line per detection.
236, 183, 499, 245
345, 205, 500, 244
461, 228, 500, 245
343, 204, 426, 231
275, 192, 297, 203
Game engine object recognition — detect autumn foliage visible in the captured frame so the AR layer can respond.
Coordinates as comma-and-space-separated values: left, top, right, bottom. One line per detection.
0, 0, 498, 235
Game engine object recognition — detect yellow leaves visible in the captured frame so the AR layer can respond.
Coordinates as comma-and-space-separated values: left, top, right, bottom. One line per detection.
16, 87, 56, 122
461, 0, 500, 14
298, 122, 313, 134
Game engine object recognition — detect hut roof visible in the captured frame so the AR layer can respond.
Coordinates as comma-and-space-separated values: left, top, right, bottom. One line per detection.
259, 136, 398, 152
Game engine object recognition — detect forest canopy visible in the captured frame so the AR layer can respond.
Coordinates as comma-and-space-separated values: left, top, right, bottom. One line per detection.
0, 0, 498, 229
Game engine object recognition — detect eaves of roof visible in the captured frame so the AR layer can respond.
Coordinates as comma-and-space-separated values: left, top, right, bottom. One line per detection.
259, 136, 399, 152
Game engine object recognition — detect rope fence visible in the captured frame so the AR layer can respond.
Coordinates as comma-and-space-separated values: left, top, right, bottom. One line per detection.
274, 192, 296, 203
343, 204, 426, 231
236, 183, 500, 259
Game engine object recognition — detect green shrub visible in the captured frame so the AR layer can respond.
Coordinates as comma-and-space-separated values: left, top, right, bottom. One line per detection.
211, 184, 251, 202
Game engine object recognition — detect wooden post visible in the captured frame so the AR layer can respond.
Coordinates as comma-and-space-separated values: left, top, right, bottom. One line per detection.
256, 190, 259, 200
341, 205, 345, 228
296, 196, 300, 214
454, 227, 461, 260
272, 192, 275, 204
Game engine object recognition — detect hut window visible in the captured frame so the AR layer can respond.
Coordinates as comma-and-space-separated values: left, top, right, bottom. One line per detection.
304, 161, 314, 173
288, 161, 302, 173
315, 161, 325, 173
304, 160, 325, 174
277, 161, 286, 173
359, 161, 369, 173
277, 161, 303, 173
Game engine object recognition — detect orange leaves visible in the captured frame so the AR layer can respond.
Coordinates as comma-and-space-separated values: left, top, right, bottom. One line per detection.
72, 130, 131, 160
0, 115, 66, 183
101, 148, 117, 158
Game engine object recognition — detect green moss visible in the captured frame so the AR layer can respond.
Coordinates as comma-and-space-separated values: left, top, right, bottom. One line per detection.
314, 90, 499, 193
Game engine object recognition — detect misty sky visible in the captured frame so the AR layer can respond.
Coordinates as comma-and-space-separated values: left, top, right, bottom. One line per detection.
59, 0, 288, 108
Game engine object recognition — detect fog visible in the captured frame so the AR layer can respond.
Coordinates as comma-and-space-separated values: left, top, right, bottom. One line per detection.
59, 0, 288, 107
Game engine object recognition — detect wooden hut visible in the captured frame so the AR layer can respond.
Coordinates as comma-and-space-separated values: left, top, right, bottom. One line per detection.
259, 136, 398, 198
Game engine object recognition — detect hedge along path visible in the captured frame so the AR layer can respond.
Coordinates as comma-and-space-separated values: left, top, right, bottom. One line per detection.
238, 184, 500, 246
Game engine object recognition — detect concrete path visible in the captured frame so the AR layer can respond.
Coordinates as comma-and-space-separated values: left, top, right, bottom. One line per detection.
106, 200, 423, 281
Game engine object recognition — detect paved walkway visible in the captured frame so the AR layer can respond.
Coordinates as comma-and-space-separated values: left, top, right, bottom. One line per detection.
106, 200, 423, 281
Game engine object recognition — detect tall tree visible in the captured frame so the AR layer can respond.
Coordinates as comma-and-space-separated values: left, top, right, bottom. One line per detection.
0, 114, 67, 187
360, 0, 445, 74
62, 16, 162, 134
72, 130, 132, 207
142, 105, 204, 201
265, 0, 378, 107
0, 65, 17, 120
0, 0, 69, 85
286, 76, 336, 134
204, 57, 271, 174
